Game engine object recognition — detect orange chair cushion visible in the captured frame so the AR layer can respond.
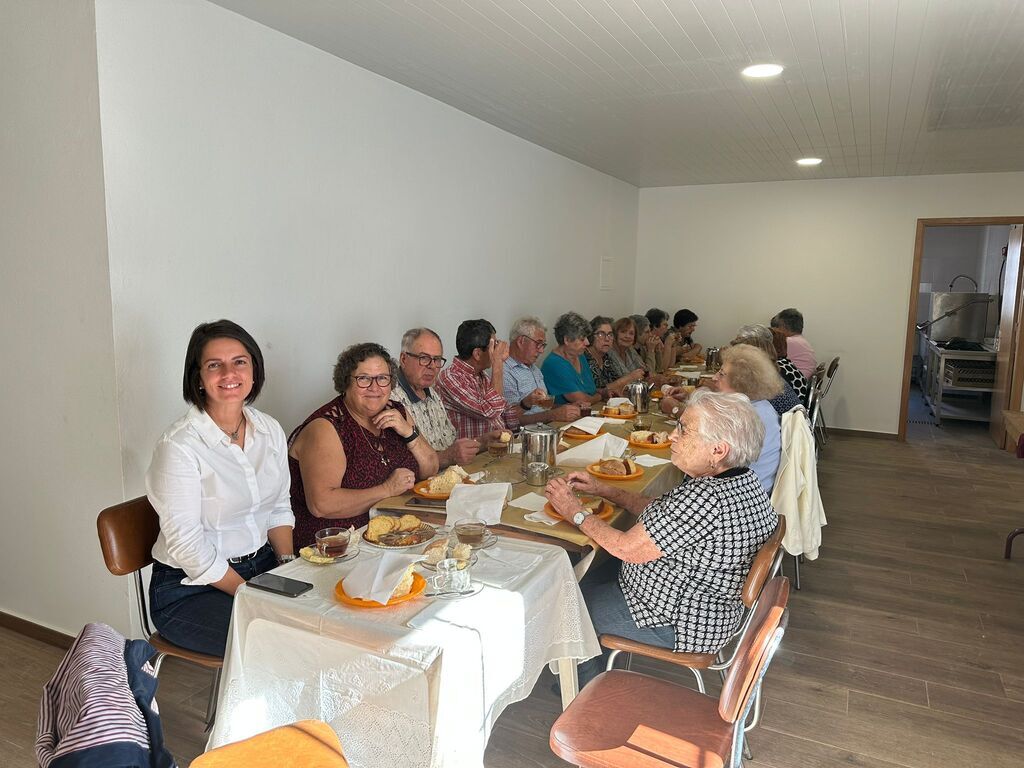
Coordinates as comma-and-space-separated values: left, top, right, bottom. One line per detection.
191, 720, 348, 767
550, 670, 733, 768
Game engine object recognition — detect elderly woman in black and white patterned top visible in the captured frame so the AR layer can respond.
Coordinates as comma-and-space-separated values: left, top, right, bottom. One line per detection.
545, 389, 779, 686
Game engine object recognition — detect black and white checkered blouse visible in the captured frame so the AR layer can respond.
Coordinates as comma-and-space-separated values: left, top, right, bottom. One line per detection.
618, 468, 778, 654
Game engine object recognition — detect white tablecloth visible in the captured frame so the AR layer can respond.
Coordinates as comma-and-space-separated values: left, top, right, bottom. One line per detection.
206, 535, 600, 767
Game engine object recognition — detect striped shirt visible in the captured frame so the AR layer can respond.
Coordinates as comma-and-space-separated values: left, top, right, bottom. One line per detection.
435, 357, 514, 439
36, 622, 175, 768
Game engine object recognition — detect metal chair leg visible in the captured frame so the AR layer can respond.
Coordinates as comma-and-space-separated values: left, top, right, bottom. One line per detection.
205, 667, 221, 730
150, 651, 167, 677
792, 554, 801, 590
1006, 528, 1024, 559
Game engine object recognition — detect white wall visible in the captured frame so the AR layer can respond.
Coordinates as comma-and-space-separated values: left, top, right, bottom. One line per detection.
637, 173, 1024, 435
0, 1, 130, 635
94, 0, 638, 498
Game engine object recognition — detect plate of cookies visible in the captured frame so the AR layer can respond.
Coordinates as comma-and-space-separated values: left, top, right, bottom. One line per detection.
363, 514, 437, 549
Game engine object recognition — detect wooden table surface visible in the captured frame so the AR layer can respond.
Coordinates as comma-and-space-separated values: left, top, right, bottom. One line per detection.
375, 409, 683, 553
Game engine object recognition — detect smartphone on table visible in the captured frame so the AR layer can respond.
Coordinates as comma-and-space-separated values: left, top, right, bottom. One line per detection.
246, 572, 314, 598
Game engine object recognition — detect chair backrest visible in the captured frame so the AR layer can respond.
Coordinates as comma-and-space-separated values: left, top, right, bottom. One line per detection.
740, 517, 786, 607
819, 356, 840, 399
718, 576, 790, 723
804, 363, 826, 410
97, 496, 160, 576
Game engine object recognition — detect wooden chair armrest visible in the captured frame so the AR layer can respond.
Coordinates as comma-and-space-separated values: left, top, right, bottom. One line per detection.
599, 634, 716, 669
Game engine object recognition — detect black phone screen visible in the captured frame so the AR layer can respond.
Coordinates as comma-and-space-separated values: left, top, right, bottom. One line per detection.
247, 572, 314, 598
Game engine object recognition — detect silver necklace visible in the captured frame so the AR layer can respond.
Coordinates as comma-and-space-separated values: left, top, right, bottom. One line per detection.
219, 414, 245, 442
357, 421, 390, 467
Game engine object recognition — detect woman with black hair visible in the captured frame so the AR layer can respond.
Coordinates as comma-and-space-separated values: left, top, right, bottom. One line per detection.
672, 308, 703, 363
146, 320, 295, 656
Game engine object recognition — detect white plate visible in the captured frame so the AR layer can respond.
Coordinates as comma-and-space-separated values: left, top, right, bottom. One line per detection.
430, 581, 484, 600
462, 530, 497, 550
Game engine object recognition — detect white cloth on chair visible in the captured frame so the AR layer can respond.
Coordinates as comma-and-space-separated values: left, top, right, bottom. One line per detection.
770, 407, 826, 559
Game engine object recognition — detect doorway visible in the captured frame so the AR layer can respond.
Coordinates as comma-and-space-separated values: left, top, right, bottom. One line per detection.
899, 218, 1024, 443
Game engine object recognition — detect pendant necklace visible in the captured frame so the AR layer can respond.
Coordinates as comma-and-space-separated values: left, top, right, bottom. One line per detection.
220, 414, 245, 443
358, 421, 390, 467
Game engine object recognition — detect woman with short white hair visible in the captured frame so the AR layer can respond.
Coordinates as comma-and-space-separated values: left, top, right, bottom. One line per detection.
545, 389, 778, 686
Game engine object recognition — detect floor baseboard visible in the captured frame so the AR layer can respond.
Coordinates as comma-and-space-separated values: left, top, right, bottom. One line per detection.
0, 610, 74, 650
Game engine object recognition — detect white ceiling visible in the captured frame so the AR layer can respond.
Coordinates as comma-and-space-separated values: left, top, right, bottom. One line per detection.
209, 0, 1024, 187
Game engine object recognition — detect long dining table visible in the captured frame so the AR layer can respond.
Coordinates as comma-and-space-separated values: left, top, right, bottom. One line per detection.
207, 406, 684, 767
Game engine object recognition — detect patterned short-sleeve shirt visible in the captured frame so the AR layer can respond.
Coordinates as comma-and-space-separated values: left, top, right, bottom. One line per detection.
619, 468, 778, 653
390, 371, 458, 451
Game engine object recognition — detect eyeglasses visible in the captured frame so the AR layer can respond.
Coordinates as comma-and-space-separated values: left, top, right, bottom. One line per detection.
594, 331, 613, 340
406, 352, 446, 368
525, 337, 547, 350
354, 374, 393, 389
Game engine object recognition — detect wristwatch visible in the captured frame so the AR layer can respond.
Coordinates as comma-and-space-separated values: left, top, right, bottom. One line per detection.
572, 509, 592, 527
277, 554, 297, 564
401, 426, 421, 444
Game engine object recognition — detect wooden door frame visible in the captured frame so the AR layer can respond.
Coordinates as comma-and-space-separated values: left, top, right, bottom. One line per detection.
898, 216, 1024, 442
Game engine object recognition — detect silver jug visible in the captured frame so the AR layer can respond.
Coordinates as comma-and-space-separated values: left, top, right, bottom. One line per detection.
624, 380, 652, 415
520, 424, 558, 473
705, 347, 722, 372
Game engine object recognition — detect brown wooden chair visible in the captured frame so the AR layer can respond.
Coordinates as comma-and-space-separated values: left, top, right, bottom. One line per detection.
551, 577, 789, 768
97, 496, 223, 725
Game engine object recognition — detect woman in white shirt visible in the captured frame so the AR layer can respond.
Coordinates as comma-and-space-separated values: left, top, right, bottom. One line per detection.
146, 320, 295, 656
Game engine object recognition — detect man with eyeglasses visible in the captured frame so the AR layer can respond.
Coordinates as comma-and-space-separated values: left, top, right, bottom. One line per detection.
390, 328, 482, 468
503, 316, 581, 425
435, 319, 521, 440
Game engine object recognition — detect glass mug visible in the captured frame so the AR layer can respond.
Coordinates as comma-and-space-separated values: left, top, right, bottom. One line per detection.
430, 558, 471, 593
454, 518, 488, 545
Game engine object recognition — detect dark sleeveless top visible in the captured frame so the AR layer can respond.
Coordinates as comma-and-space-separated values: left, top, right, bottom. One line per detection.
288, 396, 419, 549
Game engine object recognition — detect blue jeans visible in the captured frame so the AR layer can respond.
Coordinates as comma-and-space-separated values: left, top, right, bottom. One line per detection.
149, 544, 276, 657
578, 558, 675, 688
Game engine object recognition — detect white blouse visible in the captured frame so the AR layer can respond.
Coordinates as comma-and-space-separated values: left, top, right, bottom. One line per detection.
146, 405, 294, 585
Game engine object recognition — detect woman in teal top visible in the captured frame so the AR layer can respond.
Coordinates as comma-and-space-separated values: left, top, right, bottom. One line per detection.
541, 312, 602, 406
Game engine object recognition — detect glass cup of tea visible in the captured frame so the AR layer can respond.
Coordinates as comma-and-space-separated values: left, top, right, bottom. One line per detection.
487, 438, 509, 458
431, 557, 471, 593
454, 518, 488, 546
315, 527, 351, 559
537, 393, 555, 409
633, 414, 652, 431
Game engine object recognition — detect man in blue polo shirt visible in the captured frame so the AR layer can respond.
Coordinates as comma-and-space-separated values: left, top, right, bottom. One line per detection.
503, 316, 580, 425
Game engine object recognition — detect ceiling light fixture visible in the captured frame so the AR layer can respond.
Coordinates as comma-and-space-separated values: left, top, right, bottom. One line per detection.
796, 157, 823, 166
741, 63, 784, 78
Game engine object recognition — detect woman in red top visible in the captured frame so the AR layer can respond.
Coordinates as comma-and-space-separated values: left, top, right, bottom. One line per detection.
288, 343, 438, 548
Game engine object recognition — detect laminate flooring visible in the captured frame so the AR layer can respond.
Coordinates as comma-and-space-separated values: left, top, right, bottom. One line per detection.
3, 421, 1022, 767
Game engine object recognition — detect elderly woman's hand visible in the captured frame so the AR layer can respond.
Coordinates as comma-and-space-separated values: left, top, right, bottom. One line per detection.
383, 467, 416, 496
543, 477, 583, 521
373, 407, 414, 439
564, 471, 606, 496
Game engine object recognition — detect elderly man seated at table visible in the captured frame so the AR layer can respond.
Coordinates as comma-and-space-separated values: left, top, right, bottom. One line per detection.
288, 343, 438, 548
771, 307, 817, 379
541, 312, 602, 406
545, 389, 778, 686
390, 327, 482, 468
503, 315, 581, 425
435, 318, 520, 439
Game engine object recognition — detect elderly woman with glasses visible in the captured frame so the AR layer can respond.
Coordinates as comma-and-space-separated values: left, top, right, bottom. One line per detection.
545, 389, 778, 686
541, 312, 603, 406
288, 342, 438, 548
585, 315, 645, 399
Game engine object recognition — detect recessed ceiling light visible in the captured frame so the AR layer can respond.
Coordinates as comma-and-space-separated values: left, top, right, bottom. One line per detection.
796, 157, 823, 166
741, 63, 784, 78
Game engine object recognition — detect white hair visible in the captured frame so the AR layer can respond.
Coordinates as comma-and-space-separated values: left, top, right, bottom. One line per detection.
686, 389, 765, 469
510, 316, 546, 341
400, 327, 442, 353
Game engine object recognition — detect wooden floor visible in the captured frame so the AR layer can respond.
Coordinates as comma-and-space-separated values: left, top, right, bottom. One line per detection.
4, 421, 1023, 767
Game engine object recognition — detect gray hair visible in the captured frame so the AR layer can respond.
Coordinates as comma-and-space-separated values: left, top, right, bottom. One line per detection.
630, 314, 650, 334
686, 389, 765, 469
589, 315, 614, 343
732, 324, 776, 358
400, 327, 442, 353
553, 312, 592, 345
509, 316, 546, 342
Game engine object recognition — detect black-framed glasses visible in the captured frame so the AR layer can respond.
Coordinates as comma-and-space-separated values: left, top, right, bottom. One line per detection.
406, 352, 446, 368
354, 374, 393, 389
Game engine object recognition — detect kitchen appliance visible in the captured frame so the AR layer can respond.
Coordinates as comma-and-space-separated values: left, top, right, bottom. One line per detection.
923, 292, 992, 342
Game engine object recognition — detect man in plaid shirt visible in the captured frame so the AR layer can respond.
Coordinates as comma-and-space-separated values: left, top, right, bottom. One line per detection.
436, 319, 521, 439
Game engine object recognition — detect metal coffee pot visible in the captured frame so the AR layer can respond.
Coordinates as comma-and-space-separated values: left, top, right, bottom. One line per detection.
704, 347, 722, 372
624, 380, 652, 414
520, 423, 558, 473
